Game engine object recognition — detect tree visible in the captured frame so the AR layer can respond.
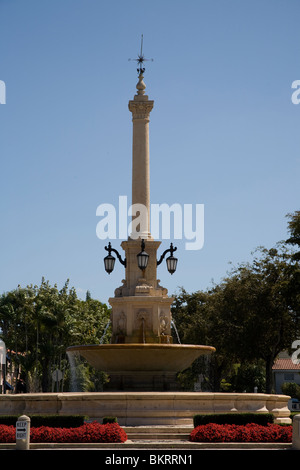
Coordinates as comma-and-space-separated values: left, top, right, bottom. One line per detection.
172, 288, 238, 391
0, 279, 111, 392
218, 245, 299, 392
285, 211, 300, 324
172, 243, 300, 393
281, 381, 300, 400
286, 211, 300, 261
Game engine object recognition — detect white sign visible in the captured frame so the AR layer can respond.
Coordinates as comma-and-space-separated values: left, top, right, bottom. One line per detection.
0, 340, 6, 366
52, 369, 63, 382
16, 421, 28, 440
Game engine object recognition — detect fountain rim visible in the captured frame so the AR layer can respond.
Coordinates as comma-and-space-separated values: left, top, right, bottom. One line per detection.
66, 343, 216, 353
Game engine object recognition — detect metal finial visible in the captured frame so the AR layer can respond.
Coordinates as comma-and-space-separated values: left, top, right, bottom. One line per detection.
128, 34, 153, 75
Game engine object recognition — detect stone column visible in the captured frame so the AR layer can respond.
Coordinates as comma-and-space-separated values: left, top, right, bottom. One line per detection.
128, 74, 154, 240
292, 414, 300, 449
109, 73, 173, 346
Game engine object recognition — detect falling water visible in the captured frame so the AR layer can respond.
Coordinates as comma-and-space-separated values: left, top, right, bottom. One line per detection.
66, 350, 80, 392
100, 319, 111, 344
141, 318, 146, 344
171, 320, 181, 344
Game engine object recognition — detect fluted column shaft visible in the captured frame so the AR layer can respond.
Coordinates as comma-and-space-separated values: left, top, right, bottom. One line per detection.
128, 74, 154, 239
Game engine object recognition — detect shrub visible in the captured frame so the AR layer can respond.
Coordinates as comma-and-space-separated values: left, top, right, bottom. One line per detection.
30, 422, 127, 443
0, 425, 15, 443
282, 382, 300, 401
0, 415, 86, 428
0, 422, 127, 443
190, 423, 292, 443
102, 416, 118, 424
193, 413, 274, 427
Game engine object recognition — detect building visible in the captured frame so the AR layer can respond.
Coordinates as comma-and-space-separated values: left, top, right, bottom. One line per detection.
273, 351, 300, 410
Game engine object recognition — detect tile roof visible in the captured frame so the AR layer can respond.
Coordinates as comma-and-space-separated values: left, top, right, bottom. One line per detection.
272, 358, 300, 371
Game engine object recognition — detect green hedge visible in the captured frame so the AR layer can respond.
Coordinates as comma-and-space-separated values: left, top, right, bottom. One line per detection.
0, 415, 87, 428
102, 416, 118, 424
193, 413, 274, 427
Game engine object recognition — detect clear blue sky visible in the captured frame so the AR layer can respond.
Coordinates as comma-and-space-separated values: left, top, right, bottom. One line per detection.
0, 0, 299, 304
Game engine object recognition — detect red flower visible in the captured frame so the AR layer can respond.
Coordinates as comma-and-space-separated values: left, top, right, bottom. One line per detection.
0, 422, 127, 444
190, 423, 292, 443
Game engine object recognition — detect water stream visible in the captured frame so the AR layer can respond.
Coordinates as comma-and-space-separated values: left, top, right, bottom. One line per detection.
100, 319, 111, 344
66, 350, 81, 392
171, 320, 181, 344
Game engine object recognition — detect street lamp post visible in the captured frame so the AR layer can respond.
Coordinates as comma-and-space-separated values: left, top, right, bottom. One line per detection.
104, 239, 178, 276
104, 242, 126, 274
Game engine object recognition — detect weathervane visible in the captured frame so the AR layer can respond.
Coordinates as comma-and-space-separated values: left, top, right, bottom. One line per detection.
129, 34, 153, 75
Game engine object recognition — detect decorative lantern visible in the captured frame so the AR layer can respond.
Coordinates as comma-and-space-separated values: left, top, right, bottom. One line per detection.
137, 239, 149, 271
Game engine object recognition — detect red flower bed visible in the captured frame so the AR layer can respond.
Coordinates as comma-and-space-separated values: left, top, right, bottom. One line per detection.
190, 423, 292, 443
0, 422, 127, 443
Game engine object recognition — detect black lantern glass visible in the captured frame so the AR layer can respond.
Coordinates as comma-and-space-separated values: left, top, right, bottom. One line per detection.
166, 254, 178, 275
137, 239, 149, 271
104, 253, 116, 274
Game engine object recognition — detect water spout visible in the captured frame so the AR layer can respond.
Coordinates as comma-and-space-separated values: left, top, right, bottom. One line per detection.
171, 320, 181, 344
66, 350, 81, 392
141, 318, 146, 344
100, 320, 111, 344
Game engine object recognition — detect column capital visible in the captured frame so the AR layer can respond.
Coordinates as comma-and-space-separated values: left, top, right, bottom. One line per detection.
128, 100, 154, 120
128, 73, 154, 119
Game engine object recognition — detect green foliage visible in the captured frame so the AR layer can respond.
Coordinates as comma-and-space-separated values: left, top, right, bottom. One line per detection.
224, 362, 266, 393
281, 382, 300, 400
286, 211, 300, 261
172, 240, 300, 393
0, 278, 111, 392
66, 352, 109, 392
193, 413, 274, 427
102, 416, 118, 424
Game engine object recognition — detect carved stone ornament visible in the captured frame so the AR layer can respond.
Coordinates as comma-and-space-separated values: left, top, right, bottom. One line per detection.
159, 312, 169, 334
116, 312, 126, 334
128, 101, 154, 119
114, 279, 127, 297
135, 310, 151, 329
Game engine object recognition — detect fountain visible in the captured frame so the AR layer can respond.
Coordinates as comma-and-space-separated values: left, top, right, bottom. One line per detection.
66, 66, 215, 392
0, 44, 290, 427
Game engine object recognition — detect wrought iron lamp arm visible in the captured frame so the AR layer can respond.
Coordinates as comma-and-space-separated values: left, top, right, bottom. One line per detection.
157, 243, 177, 266
105, 242, 126, 267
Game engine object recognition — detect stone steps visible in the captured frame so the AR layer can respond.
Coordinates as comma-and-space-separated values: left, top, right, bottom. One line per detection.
123, 425, 193, 442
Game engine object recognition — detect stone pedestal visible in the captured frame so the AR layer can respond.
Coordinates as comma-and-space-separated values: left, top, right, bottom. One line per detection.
0, 392, 291, 426
292, 414, 300, 449
118, 239, 163, 297
110, 295, 173, 344
110, 238, 174, 345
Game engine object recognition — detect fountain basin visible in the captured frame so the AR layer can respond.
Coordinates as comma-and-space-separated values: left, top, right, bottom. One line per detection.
0, 391, 291, 425
67, 343, 215, 391
67, 343, 215, 372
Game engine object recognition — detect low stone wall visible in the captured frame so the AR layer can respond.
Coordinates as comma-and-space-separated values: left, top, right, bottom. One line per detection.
0, 392, 291, 426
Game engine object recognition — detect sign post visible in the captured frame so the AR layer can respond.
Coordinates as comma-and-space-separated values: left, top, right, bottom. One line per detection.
52, 368, 63, 392
16, 415, 30, 450
0, 340, 6, 394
